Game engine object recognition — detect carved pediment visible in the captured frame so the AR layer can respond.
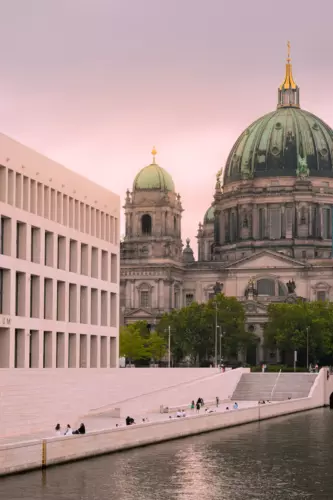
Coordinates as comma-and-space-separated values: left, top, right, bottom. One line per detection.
125, 308, 154, 318
242, 301, 268, 315
225, 250, 307, 271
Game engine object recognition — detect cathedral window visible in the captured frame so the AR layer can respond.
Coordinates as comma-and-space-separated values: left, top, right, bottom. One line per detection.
323, 208, 331, 239
173, 216, 177, 233
174, 288, 180, 309
300, 207, 306, 224
259, 208, 265, 239
317, 291, 326, 301
141, 214, 152, 235
257, 278, 276, 296
140, 290, 150, 308
269, 207, 281, 239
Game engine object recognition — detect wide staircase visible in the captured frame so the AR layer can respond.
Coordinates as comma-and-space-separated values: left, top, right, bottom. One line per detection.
231, 372, 318, 401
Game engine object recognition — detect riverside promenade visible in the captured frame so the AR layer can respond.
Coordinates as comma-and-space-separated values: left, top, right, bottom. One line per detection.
0, 367, 332, 476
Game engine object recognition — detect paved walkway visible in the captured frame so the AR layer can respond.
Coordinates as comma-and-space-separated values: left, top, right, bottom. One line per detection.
0, 401, 258, 446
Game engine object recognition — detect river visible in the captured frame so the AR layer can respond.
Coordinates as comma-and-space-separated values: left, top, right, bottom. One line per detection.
1, 408, 333, 499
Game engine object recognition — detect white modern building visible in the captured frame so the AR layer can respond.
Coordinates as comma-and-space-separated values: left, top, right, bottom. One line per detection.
0, 133, 120, 369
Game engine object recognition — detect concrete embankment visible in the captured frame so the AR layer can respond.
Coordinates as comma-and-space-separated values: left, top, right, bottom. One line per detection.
0, 396, 324, 477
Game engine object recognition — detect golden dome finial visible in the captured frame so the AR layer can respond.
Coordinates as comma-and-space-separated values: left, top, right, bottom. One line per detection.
279, 41, 297, 92
287, 40, 291, 63
151, 146, 157, 163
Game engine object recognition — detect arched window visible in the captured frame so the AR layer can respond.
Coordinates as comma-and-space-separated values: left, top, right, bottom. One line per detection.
173, 216, 177, 233
257, 278, 275, 296
141, 214, 152, 235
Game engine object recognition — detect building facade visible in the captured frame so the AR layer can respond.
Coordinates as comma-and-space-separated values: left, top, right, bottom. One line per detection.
120, 49, 333, 364
0, 133, 120, 369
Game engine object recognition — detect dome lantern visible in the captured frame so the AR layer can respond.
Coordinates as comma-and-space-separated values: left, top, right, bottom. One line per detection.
278, 41, 300, 108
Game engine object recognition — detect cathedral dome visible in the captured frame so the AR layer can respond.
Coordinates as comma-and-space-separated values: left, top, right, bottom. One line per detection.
133, 148, 175, 192
204, 205, 215, 223
223, 46, 333, 185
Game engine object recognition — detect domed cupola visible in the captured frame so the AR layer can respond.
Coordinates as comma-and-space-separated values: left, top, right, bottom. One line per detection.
133, 148, 175, 192
204, 205, 215, 224
183, 238, 195, 263
223, 43, 333, 185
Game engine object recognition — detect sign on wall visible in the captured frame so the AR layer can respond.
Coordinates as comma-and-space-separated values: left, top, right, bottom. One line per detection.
0, 315, 11, 326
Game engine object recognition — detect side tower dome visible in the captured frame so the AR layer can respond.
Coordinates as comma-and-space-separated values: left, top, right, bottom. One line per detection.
133, 147, 175, 192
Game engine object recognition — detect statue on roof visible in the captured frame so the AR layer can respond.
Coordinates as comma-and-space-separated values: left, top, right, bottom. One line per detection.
286, 279, 296, 294
296, 155, 309, 179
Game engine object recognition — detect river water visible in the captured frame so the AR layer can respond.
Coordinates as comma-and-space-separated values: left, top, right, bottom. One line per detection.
1, 408, 333, 500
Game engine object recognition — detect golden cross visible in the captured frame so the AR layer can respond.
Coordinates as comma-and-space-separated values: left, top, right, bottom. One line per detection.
287, 41, 291, 62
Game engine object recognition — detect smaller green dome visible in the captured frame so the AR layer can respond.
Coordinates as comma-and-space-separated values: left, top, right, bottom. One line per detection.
133, 150, 175, 192
133, 163, 175, 192
204, 205, 215, 223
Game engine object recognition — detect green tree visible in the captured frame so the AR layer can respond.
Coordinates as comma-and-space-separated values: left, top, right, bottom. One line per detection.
156, 294, 250, 365
119, 323, 150, 364
206, 293, 252, 359
147, 331, 167, 362
264, 300, 333, 364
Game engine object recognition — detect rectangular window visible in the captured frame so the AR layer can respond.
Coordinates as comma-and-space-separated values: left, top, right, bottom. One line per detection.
259, 208, 265, 239
69, 239, 78, 273
0, 268, 10, 314
111, 253, 117, 283
269, 208, 281, 240
15, 272, 26, 317
44, 231, 54, 267
317, 291, 326, 301
0, 269, 3, 314
57, 236, 66, 270
91, 247, 98, 278
323, 208, 331, 239
15, 172, 22, 208
30, 275, 40, 318
0, 166, 6, 202
0, 216, 11, 256
81, 243, 88, 275
16, 222, 27, 259
23, 176, 29, 211
31, 227, 41, 263
30, 179, 36, 213
140, 291, 149, 308
101, 250, 108, 281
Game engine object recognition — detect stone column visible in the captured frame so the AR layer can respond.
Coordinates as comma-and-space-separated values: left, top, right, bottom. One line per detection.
158, 279, 164, 309
220, 211, 225, 244
281, 205, 285, 238
252, 204, 258, 239
319, 205, 324, 238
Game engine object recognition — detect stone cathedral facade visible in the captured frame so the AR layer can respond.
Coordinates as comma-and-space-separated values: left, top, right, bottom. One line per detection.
120, 50, 333, 364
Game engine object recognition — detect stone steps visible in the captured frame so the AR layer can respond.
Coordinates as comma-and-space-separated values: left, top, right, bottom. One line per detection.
231, 373, 317, 401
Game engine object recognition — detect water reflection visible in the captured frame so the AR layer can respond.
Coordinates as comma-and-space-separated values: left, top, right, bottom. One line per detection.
1, 409, 333, 500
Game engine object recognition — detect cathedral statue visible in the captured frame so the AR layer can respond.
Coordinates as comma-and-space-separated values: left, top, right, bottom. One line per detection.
286, 279, 296, 294
213, 281, 223, 295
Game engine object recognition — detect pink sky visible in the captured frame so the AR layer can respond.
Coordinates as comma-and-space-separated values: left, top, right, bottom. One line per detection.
1, 0, 333, 252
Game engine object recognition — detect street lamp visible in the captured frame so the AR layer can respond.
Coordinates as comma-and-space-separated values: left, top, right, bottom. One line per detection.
219, 332, 223, 365
168, 325, 171, 368
213, 281, 223, 369
306, 326, 309, 370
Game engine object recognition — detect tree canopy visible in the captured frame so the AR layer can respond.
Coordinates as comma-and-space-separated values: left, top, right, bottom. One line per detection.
119, 321, 167, 364
156, 294, 252, 365
264, 300, 333, 365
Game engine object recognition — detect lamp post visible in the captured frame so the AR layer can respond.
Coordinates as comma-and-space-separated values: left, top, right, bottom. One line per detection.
219, 332, 223, 364
168, 325, 171, 368
213, 281, 223, 369
306, 326, 309, 370
215, 303, 218, 368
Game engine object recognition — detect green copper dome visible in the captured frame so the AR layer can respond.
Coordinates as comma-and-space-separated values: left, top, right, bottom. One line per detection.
133, 149, 175, 192
204, 205, 215, 223
223, 107, 333, 185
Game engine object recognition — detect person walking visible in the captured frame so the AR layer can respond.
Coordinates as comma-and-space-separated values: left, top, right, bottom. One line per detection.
216, 396, 220, 408
196, 401, 201, 413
